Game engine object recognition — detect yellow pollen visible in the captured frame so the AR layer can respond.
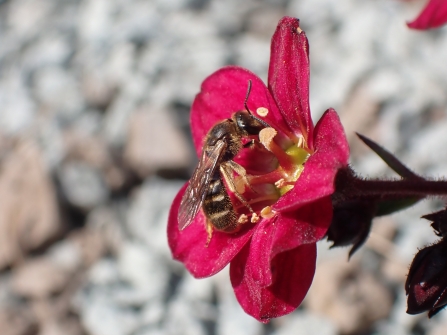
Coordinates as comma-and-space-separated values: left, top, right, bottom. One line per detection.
251, 213, 260, 223
238, 214, 248, 224
256, 107, 269, 117
260, 206, 275, 219
234, 176, 246, 194
297, 27, 303, 34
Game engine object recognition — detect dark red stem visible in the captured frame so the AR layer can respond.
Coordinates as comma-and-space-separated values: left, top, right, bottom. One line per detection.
334, 167, 447, 205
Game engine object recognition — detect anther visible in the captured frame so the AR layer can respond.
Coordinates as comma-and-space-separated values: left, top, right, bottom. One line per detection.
256, 107, 269, 117
251, 213, 260, 223
275, 178, 286, 188
260, 206, 275, 219
259, 128, 296, 172
238, 214, 248, 224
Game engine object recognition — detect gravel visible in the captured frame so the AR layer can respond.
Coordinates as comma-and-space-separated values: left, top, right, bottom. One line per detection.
0, 0, 446, 334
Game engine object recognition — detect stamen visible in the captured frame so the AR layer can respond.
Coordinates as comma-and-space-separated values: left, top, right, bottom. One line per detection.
248, 169, 286, 185
256, 107, 269, 117
234, 193, 279, 212
259, 128, 296, 172
238, 214, 248, 224
275, 178, 286, 188
260, 206, 275, 219
251, 213, 259, 223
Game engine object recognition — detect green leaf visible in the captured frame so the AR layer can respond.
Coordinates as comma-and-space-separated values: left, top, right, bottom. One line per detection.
376, 197, 421, 216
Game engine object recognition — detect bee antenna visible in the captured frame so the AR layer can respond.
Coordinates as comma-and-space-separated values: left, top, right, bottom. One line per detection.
244, 80, 252, 114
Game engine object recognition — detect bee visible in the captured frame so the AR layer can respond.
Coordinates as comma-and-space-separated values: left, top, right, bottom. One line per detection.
177, 81, 270, 240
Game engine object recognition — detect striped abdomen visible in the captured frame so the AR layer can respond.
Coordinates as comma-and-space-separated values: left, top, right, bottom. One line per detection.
202, 173, 238, 232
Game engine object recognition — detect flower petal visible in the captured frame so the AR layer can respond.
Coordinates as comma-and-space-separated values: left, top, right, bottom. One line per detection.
273, 108, 349, 212
407, 0, 447, 30
235, 144, 278, 175
268, 17, 314, 148
248, 198, 331, 287
230, 243, 316, 322
191, 66, 290, 156
168, 183, 256, 278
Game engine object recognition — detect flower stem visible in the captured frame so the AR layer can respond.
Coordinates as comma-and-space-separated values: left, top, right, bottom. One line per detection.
334, 167, 447, 205
352, 178, 447, 197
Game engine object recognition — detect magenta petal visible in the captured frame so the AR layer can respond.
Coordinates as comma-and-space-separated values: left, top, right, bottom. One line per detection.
168, 183, 256, 278
268, 17, 314, 148
190, 66, 289, 156
248, 198, 331, 287
230, 243, 316, 322
273, 108, 349, 212
407, 0, 447, 30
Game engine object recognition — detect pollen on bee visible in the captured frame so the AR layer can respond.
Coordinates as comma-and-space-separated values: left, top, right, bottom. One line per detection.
260, 206, 275, 219
238, 214, 248, 224
251, 213, 259, 223
234, 176, 246, 194
256, 107, 269, 117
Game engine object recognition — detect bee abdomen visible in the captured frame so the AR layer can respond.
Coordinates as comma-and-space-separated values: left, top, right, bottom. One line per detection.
203, 178, 238, 232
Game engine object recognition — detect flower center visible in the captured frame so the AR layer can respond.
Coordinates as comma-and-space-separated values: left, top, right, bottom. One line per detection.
233, 108, 310, 221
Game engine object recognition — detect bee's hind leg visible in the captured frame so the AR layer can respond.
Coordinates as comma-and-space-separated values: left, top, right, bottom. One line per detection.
205, 220, 213, 247
224, 160, 257, 194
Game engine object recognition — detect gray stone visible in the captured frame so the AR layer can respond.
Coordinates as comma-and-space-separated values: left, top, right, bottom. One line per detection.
88, 259, 120, 286
124, 108, 191, 177
272, 312, 336, 335
33, 67, 85, 121
22, 34, 72, 72
0, 71, 35, 135
58, 162, 109, 210
215, 270, 262, 335
48, 239, 83, 273
117, 242, 169, 300
126, 178, 184, 260
81, 299, 140, 335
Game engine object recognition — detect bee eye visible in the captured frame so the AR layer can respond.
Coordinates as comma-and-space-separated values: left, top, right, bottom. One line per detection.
235, 114, 245, 129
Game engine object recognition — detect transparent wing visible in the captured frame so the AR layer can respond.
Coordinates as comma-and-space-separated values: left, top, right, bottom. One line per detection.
177, 140, 226, 230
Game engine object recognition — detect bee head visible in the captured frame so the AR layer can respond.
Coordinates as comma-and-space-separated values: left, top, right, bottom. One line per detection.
233, 111, 270, 135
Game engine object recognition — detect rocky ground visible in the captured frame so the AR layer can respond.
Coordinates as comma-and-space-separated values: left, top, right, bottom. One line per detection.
1, 0, 447, 334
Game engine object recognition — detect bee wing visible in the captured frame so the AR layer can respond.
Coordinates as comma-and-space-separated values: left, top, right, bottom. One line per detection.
177, 140, 226, 230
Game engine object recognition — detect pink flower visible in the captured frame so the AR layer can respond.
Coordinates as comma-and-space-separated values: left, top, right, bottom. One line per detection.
168, 17, 349, 322
407, 0, 447, 30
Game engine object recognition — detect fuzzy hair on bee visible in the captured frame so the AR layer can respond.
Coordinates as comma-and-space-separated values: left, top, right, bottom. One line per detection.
177, 80, 270, 239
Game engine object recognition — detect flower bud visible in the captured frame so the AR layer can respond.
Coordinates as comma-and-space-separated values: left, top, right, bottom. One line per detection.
422, 208, 447, 238
326, 200, 375, 258
405, 239, 447, 317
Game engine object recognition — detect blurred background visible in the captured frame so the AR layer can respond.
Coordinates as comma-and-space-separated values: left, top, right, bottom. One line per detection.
1, 0, 447, 334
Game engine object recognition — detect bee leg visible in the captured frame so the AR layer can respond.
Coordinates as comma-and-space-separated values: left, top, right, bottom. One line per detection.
205, 220, 214, 247
225, 160, 257, 193
220, 163, 254, 213
243, 139, 256, 148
